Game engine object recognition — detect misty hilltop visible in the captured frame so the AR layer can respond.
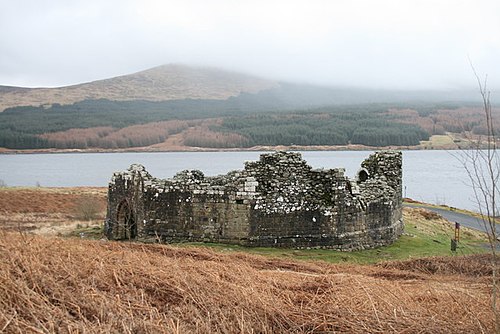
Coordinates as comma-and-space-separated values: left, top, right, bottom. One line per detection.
0, 64, 278, 112
1, 64, 493, 114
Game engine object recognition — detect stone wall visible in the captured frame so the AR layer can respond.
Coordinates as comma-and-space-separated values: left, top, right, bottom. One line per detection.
105, 150, 403, 250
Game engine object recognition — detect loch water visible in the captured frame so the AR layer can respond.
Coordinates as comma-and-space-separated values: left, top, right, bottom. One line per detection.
0, 150, 477, 211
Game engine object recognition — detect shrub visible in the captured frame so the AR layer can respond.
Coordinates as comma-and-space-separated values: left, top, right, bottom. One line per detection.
74, 196, 102, 221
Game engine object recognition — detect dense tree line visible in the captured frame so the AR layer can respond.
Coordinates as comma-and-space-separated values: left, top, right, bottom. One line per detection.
0, 93, 480, 149
1, 95, 403, 134
0, 129, 49, 149
211, 113, 429, 147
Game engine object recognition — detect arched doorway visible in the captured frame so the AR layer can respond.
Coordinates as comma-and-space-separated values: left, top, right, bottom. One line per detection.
115, 200, 137, 240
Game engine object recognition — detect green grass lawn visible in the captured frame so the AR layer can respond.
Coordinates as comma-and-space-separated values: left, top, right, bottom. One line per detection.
419, 134, 456, 148
173, 209, 489, 264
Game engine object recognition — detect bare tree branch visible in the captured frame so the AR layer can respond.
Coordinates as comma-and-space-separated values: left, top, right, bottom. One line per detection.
457, 63, 499, 332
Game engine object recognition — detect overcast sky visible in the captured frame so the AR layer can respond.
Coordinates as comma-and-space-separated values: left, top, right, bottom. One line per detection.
1, 0, 499, 90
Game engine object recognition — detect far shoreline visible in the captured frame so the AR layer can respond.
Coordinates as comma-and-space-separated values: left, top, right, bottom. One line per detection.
0, 143, 463, 155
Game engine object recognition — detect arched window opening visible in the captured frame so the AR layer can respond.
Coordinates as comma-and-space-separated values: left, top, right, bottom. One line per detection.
357, 169, 369, 183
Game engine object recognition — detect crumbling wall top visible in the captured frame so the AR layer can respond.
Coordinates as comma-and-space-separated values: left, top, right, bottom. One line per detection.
110, 151, 402, 208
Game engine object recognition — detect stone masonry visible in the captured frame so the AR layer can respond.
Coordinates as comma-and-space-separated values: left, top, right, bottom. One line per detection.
105, 151, 403, 250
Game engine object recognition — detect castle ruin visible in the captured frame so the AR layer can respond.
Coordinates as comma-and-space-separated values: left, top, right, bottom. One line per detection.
105, 151, 403, 250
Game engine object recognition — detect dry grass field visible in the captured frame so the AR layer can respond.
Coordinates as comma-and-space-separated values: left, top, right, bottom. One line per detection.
0, 232, 494, 333
0, 187, 496, 333
0, 187, 107, 236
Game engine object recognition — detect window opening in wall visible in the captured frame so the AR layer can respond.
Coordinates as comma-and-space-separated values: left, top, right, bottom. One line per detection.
358, 169, 369, 183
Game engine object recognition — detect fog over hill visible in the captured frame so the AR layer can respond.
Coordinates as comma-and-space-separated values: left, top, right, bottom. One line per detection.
1, 64, 496, 114
0, 64, 278, 112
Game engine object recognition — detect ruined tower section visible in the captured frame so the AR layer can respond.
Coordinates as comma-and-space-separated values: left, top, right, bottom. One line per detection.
356, 150, 404, 248
105, 151, 403, 250
106, 164, 151, 241
243, 151, 403, 249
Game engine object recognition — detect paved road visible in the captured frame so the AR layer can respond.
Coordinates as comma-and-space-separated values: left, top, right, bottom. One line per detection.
404, 203, 499, 235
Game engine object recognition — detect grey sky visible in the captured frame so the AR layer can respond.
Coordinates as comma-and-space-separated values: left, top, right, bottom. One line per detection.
1, 0, 499, 90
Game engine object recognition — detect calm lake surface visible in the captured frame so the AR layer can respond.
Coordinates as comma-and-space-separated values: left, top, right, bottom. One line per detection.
0, 150, 477, 211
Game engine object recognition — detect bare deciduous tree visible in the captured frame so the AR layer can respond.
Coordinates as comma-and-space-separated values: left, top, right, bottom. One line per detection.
74, 196, 102, 221
456, 67, 499, 332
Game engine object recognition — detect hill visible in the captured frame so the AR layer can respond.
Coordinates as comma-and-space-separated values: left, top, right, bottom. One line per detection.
1, 64, 497, 151
0, 64, 278, 112
1, 63, 491, 114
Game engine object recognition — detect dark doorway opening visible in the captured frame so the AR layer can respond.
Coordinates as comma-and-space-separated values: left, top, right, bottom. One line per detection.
115, 200, 137, 240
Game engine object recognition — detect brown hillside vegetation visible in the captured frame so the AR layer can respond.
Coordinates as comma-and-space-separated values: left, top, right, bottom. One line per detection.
39, 120, 194, 149
0, 64, 278, 112
0, 187, 107, 236
0, 231, 494, 333
388, 107, 500, 136
37, 119, 253, 150
0, 187, 106, 215
181, 123, 250, 148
